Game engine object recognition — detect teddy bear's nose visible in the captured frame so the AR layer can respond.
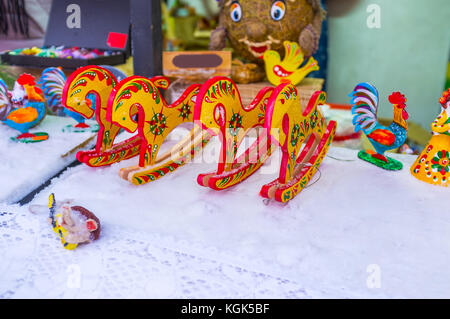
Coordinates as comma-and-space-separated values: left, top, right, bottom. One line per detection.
246, 20, 267, 40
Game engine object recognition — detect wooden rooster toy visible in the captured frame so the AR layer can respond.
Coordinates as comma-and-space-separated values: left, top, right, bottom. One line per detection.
0, 73, 49, 143
350, 82, 409, 170
263, 41, 319, 86
0, 80, 12, 121
39, 67, 98, 133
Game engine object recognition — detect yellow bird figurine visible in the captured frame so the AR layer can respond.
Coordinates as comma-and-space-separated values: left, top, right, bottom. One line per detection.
263, 41, 319, 86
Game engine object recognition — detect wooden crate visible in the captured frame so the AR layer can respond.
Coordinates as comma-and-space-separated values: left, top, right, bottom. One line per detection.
165, 77, 324, 107
236, 78, 324, 107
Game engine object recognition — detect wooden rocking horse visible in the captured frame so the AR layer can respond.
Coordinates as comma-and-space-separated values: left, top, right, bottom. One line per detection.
62, 66, 146, 167
194, 77, 336, 203
107, 76, 211, 185
194, 77, 275, 189
260, 83, 336, 203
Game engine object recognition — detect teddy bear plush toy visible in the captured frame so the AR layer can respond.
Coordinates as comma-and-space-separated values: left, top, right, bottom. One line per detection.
209, 0, 325, 83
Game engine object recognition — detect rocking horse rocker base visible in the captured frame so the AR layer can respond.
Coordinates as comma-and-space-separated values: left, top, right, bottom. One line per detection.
197, 133, 275, 190
76, 135, 142, 167
260, 120, 336, 203
119, 127, 211, 185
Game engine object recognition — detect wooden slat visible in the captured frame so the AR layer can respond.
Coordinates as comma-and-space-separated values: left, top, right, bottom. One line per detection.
130, 0, 163, 77
236, 78, 324, 107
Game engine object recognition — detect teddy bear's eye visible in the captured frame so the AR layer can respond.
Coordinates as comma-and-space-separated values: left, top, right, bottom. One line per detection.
271, 1, 286, 21
230, 2, 242, 22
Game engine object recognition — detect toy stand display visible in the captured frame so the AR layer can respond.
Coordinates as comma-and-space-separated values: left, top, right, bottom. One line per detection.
0, 0, 131, 69
0, 0, 449, 301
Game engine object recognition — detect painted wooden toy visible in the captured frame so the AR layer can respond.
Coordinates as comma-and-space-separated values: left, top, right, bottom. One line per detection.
48, 193, 100, 250
0, 80, 12, 120
1, 74, 49, 143
107, 76, 211, 185
40, 67, 99, 133
210, 0, 325, 84
410, 89, 450, 187
260, 84, 336, 203
62, 66, 143, 167
194, 77, 275, 190
39, 68, 65, 115
350, 83, 408, 170
194, 77, 336, 202
263, 41, 319, 86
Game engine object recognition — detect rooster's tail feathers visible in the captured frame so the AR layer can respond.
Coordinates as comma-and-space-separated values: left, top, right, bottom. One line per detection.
0, 79, 10, 107
350, 82, 379, 133
39, 67, 67, 109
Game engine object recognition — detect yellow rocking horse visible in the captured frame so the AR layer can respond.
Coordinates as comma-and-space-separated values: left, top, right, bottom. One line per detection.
194, 77, 336, 202
63, 66, 147, 166
107, 76, 211, 185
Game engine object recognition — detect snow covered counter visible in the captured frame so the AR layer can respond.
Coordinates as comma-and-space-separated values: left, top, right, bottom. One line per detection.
0, 204, 309, 298
0, 115, 96, 204
1, 138, 450, 298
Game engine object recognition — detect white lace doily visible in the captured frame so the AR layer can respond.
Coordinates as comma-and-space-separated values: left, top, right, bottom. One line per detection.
0, 206, 310, 298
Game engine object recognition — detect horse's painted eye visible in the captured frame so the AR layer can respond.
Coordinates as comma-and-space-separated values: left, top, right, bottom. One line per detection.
270, 1, 286, 21
230, 2, 242, 22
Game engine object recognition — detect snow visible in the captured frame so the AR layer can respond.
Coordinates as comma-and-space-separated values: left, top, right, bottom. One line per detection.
0, 131, 449, 298
0, 115, 96, 204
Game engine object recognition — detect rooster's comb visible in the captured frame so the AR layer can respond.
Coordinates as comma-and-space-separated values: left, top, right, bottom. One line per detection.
17, 73, 36, 86
388, 92, 406, 106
